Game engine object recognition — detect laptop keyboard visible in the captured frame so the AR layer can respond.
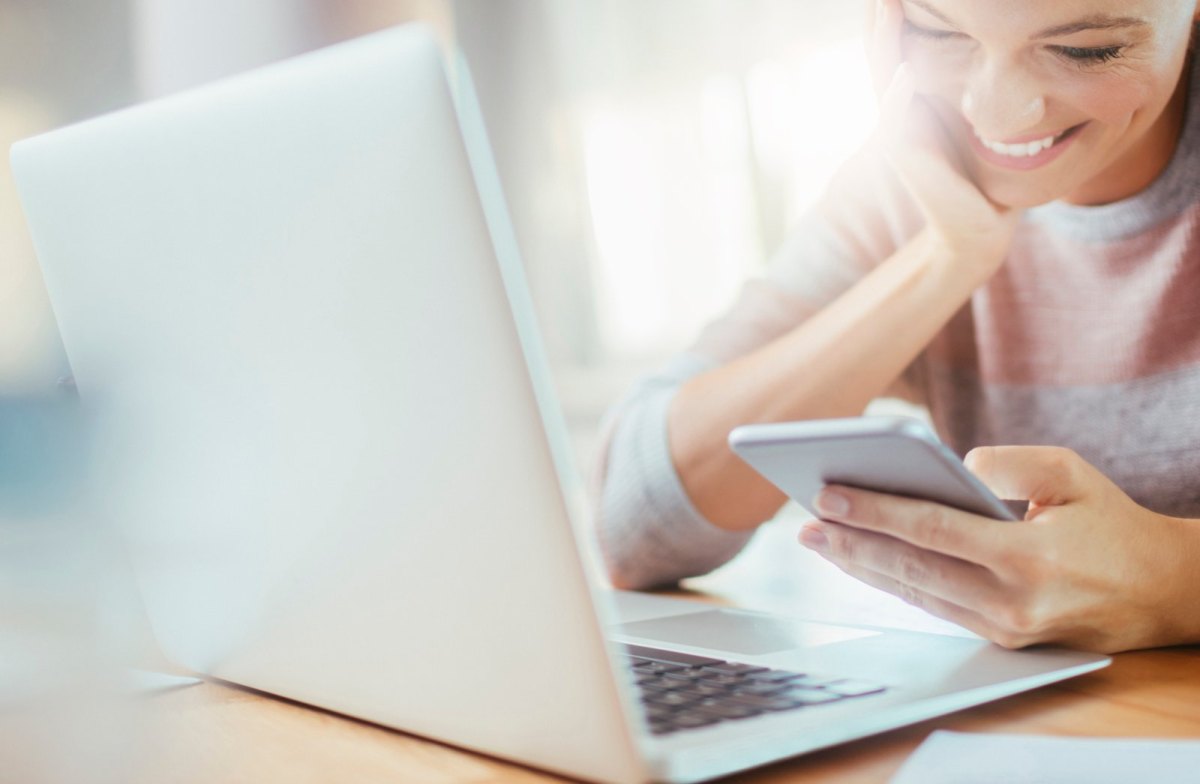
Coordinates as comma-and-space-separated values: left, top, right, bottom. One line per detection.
621, 644, 887, 736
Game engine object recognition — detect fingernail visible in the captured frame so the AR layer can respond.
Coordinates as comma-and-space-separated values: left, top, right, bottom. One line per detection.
800, 524, 830, 553
815, 489, 850, 517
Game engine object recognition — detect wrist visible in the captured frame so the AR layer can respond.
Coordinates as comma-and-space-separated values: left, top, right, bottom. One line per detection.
1158, 515, 1200, 646
918, 228, 1005, 294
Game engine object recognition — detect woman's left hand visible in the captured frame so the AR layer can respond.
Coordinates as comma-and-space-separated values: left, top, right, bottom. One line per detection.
799, 445, 1200, 653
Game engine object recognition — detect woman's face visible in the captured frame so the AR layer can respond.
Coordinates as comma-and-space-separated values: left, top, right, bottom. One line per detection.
901, 0, 1199, 208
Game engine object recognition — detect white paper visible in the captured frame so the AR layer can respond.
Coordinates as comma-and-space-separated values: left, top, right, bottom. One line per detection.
891, 730, 1200, 784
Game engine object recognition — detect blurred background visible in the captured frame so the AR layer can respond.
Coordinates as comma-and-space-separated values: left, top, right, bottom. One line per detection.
0, 2, 878, 779
0, 0, 876, 467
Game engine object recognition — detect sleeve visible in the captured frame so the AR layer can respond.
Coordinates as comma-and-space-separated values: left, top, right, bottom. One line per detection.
591, 141, 926, 589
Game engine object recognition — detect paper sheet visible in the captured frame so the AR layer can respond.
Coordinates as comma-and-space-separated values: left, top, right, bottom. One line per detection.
891, 730, 1200, 784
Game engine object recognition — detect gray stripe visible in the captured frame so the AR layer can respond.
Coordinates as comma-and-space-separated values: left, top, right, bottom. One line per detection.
597, 355, 753, 588
927, 362, 1200, 518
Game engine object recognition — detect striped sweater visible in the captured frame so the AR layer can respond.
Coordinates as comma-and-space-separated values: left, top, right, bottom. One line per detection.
594, 52, 1200, 589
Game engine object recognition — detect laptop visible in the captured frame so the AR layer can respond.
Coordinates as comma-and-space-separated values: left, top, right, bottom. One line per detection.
10, 23, 1109, 783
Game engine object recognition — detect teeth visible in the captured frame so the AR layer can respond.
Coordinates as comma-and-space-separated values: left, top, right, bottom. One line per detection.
973, 129, 1064, 157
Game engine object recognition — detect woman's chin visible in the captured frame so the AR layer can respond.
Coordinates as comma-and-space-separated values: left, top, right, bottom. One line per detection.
977, 174, 1066, 211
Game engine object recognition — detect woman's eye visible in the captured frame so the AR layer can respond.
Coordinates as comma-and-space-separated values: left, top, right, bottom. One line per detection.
1052, 45, 1124, 65
902, 19, 966, 42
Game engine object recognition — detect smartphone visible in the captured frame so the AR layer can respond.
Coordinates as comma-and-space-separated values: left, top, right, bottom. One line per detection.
728, 416, 1020, 521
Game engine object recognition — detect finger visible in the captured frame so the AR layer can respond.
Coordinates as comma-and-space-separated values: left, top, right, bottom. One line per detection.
801, 521, 1003, 610
876, 66, 958, 176
878, 81, 983, 211
813, 484, 1013, 563
869, 0, 905, 98
877, 61, 916, 142
812, 550, 1011, 643
964, 446, 1088, 507
862, 0, 878, 44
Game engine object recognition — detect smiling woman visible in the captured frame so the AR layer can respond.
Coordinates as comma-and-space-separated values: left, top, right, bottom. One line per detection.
594, 0, 1200, 654
899, 0, 1196, 208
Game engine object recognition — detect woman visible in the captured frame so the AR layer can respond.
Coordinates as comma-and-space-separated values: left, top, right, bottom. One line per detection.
595, 0, 1200, 654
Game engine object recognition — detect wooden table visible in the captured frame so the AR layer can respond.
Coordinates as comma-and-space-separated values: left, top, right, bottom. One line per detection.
119, 514, 1200, 782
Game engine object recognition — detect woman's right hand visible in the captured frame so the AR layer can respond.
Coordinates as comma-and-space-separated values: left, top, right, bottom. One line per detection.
867, 0, 1019, 273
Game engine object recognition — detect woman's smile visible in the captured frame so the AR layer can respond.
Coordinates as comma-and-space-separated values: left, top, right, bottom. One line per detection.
967, 121, 1087, 170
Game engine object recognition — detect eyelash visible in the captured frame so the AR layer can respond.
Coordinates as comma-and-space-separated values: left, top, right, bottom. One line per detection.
902, 21, 1126, 66
1053, 45, 1124, 64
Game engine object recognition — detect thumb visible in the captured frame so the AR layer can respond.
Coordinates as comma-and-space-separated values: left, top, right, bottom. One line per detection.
964, 446, 1087, 507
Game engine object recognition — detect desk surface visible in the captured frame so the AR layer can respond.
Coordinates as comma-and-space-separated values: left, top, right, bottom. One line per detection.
130, 515, 1200, 783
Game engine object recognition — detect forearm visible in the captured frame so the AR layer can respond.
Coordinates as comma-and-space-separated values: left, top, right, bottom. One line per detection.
669, 228, 997, 530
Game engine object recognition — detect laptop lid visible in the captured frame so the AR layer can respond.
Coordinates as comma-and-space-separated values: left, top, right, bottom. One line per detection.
11, 24, 648, 784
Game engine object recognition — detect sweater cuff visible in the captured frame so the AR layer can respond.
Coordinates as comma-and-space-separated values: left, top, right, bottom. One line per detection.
598, 383, 754, 589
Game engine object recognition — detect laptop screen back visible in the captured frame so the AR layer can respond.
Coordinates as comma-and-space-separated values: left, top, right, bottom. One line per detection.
11, 24, 645, 783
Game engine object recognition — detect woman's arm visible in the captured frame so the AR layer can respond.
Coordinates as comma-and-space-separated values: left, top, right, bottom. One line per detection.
670, 0, 1021, 530
670, 226, 998, 530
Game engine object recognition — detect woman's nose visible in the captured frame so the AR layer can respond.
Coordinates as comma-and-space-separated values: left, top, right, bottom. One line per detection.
960, 61, 1047, 139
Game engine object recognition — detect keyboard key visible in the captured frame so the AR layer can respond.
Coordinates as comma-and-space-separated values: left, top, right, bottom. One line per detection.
638, 680, 677, 694
728, 694, 810, 711
731, 681, 790, 696
636, 661, 689, 674
696, 673, 745, 687
700, 662, 769, 676
623, 645, 725, 667
690, 698, 763, 720
746, 670, 805, 683
661, 669, 709, 685
643, 704, 676, 721
646, 690, 700, 708
669, 713, 721, 730
683, 682, 728, 697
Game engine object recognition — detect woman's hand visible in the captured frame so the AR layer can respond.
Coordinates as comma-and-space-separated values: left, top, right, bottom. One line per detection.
867, 0, 1019, 271
799, 445, 1200, 653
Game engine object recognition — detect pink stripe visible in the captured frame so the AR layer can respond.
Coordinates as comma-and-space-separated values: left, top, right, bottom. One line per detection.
927, 204, 1200, 386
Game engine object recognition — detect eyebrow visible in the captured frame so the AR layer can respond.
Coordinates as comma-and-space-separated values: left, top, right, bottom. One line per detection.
902, 0, 1149, 39
1031, 15, 1148, 39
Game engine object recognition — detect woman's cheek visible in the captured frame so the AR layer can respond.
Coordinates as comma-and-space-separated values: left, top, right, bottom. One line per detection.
1053, 72, 1153, 125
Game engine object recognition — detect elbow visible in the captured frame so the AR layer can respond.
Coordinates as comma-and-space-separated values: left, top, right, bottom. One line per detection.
593, 505, 679, 592
595, 514, 656, 591
603, 557, 673, 592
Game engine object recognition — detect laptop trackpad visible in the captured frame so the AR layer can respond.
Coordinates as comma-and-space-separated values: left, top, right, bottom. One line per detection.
617, 609, 878, 656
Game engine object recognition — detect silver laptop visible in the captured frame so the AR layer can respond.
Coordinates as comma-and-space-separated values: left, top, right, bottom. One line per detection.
10, 24, 1108, 783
